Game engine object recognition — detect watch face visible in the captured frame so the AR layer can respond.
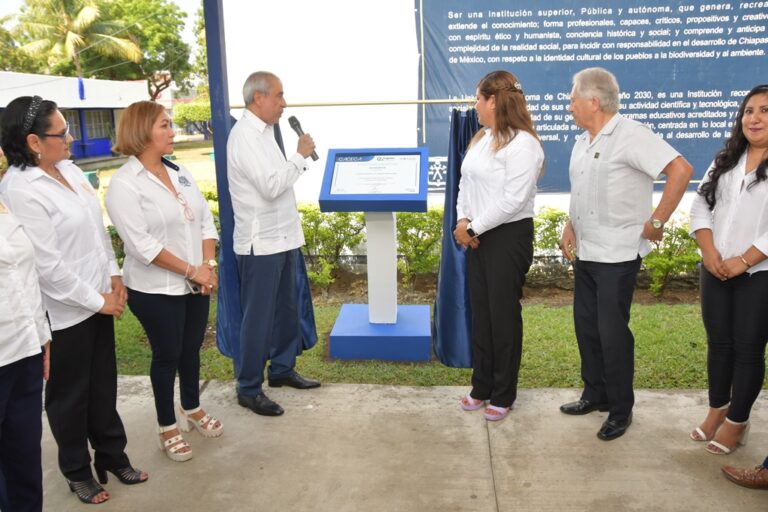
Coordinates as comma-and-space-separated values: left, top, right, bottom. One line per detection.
651, 219, 663, 229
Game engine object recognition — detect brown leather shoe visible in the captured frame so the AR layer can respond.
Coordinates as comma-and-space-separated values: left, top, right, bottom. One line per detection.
721, 464, 768, 489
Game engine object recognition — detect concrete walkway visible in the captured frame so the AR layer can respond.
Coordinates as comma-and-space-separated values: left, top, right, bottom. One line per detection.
41, 378, 768, 511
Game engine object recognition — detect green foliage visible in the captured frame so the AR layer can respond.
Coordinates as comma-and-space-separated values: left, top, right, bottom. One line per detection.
0, 15, 44, 73
191, 0, 208, 95
173, 101, 212, 136
643, 216, 700, 296
93, 0, 192, 99
15, 0, 141, 78
396, 209, 444, 287
107, 224, 125, 266
298, 204, 365, 290
533, 206, 568, 254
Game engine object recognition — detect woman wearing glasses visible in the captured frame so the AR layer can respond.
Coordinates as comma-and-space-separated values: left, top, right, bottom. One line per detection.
0, 96, 146, 505
106, 101, 221, 464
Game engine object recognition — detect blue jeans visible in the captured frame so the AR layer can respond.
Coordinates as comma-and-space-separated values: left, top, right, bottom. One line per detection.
236, 249, 300, 396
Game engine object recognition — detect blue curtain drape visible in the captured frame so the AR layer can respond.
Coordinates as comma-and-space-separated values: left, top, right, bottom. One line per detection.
432, 108, 479, 368
216, 122, 318, 365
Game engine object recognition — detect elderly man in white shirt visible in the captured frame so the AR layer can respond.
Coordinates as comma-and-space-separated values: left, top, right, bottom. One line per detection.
227, 71, 320, 417
558, 68, 693, 441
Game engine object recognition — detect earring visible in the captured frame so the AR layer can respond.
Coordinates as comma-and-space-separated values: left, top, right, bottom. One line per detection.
37, 153, 41, 160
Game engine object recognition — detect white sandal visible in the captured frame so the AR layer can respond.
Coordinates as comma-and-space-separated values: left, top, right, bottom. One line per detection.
178, 405, 223, 438
705, 419, 750, 455
157, 424, 193, 462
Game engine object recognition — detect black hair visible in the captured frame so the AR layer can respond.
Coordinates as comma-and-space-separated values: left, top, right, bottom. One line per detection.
0, 96, 59, 170
699, 84, 768, 210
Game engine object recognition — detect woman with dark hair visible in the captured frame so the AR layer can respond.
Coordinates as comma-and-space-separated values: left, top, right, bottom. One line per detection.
0, 96, 147, 505
453, 70, 544, 421
689, 84, 768, 454
106, 101, 221, 463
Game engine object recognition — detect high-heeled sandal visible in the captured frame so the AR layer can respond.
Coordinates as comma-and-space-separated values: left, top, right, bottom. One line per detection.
95, 465, 148, 485
705, 419, 750, 455
690, 403, 729, 442
67, 477, 109, 504
157, 423, 193, 462
178, 405, 223, 438
460, 395, 486, 411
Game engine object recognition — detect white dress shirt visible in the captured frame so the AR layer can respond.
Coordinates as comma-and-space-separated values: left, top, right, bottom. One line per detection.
690, 152, 768, 274
568, 114, 681, 262
456, 129, 543, 234
0, 161, 119, 330
0, 202, 50, 367
105, 156, 218, 295
227, 109, 308, 256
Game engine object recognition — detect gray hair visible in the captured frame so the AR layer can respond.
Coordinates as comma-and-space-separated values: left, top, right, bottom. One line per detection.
572, 67, 620, 113
243, 71, 278, 106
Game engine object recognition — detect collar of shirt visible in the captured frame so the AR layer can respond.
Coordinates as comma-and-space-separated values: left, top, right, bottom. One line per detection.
243, 109, 271, 134
580, 113, 623, 147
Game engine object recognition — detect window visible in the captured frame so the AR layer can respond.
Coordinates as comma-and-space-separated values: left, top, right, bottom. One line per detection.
63, 110, 82, 140
84, 110, 113, 139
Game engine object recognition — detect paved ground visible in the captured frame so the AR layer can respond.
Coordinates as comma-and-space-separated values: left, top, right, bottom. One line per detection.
41, 378, 768, 511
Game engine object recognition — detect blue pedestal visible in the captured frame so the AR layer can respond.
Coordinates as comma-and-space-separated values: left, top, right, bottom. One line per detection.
329, 304, 432, 361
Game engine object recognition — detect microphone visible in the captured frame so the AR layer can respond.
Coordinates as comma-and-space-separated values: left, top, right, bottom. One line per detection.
288, 116, 319, 161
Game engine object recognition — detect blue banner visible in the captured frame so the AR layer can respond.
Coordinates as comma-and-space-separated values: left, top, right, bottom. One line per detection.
417, 0, 768, 192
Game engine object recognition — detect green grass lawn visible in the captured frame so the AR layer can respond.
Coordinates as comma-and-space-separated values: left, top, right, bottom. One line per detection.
115, 300, 718, 389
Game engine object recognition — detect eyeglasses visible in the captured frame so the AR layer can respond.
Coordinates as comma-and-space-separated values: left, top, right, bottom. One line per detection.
39, 124, 70, 141
175, 192, 195, 222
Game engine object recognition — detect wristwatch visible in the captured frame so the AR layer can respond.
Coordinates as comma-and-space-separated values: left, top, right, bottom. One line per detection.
206, 259, 218, 268
650, 218, 664, 230
466, 223, 477, 238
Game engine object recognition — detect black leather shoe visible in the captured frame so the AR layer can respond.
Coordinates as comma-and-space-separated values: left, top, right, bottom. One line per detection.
597, 413, 633, 441
237, 393, 284, 416
559, 399, 610, 415
268, 372, 321, 389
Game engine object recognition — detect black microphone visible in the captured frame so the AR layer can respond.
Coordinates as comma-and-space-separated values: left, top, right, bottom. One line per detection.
287, 116, 319, 161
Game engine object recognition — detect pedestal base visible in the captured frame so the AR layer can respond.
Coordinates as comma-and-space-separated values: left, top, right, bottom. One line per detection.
329, 304, 431, 361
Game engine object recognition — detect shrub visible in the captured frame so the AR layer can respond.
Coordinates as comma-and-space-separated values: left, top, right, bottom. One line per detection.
533, 206, 569, 255
396, 209, 444, 287
107, 225, 125, 266
299, 204, 365, 290
642, 215, 700, 296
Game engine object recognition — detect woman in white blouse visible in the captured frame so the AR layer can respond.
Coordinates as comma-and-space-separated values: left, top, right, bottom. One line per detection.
689, 84, 768, 455
453, 71, 544, 421
106, 101, 221, 463
0, 96, 147, 505
0, 201, 50, 512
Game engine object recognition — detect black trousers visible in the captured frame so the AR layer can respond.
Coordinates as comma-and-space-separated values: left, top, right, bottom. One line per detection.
46, 314, 130, 481
127, 290, 210, 426
0, 353, 43, 512
573, 257, 641, 422
467, 218, 533, 408
700, 268, 768, 422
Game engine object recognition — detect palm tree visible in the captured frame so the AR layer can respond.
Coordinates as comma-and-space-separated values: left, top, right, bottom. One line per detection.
16, 0, 141, 78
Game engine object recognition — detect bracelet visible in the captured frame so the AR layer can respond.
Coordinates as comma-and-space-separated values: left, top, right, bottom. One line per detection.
184, 263, 192, 278
188, 265, 200, 280
739, 255, 752, 268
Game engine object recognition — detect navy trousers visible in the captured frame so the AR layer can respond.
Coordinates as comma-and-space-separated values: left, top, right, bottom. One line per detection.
573, 257, 641, 422
236, 249, 300, 396
0, 353, 43, 512
127, 290, 210, 426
